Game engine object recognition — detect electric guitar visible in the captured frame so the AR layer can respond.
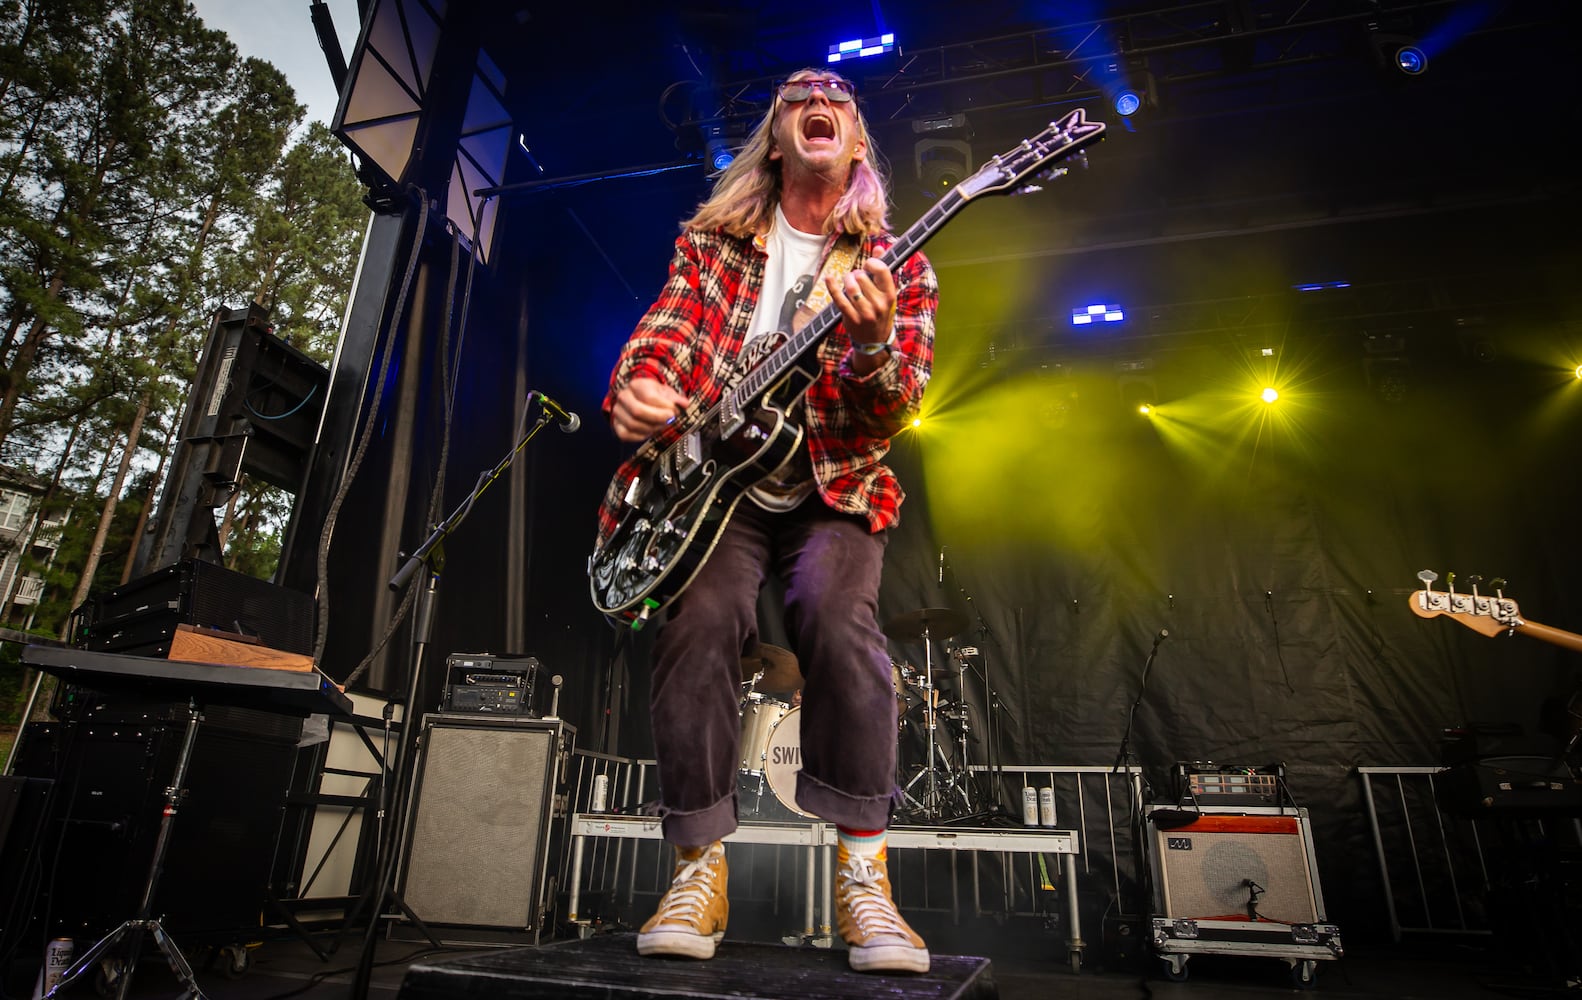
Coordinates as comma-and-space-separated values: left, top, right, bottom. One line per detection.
589, 109, 1107, 628
1408, 570, 1582, 652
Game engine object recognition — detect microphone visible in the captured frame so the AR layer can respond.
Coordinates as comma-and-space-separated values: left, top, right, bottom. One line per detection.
938, 546, 946, 585
536, 392, 581, 433
1152, 628, 1169, 648
547, 673, 564, 719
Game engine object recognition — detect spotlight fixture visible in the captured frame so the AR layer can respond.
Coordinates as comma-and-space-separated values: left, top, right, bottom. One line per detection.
1393, 44, 1428, 75
1261, 387, 1279, 404
705, 137, 735, 172
1098, 58, 1155, 119
1369, 28, 1429, 77
914, 138, 972, 198
697, 120, 744, 175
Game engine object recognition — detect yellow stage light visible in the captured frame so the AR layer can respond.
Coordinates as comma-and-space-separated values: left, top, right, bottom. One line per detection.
1261, 387, 1279, 403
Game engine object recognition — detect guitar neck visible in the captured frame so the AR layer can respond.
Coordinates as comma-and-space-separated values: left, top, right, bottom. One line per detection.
1516, 619, 1582, 653
736, 186, 967, 403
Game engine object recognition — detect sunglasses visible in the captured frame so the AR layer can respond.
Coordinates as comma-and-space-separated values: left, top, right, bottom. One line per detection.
778, 78, 856, 103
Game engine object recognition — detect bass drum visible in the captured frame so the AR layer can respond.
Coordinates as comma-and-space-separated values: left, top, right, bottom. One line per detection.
762, 707, 817, 818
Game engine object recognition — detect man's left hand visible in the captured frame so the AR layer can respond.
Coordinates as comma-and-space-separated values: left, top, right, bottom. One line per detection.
828, 257, 896, 359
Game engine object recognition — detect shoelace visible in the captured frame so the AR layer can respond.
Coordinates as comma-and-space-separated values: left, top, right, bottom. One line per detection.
652, 852, 719, 927
839, 854, 912, 941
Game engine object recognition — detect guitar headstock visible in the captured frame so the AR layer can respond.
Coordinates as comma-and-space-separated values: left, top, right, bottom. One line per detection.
1408, 569, 1522, 637
953, 108, 1107, 202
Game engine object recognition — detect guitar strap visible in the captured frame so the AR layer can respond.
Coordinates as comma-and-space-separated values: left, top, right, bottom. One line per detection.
789, 233, 860, 335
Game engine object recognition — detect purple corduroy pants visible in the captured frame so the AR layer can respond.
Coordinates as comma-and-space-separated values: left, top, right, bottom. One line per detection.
648, 500, 898, 846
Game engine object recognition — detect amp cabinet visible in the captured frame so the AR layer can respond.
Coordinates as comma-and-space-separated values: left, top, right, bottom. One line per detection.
1145, 805, 1342, 986
396, 713, 574, 940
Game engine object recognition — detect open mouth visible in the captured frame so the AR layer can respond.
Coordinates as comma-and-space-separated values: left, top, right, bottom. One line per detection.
802, 114, 836, 142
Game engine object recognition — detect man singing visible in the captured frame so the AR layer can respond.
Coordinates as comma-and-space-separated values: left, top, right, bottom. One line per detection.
599, 67, 937, 973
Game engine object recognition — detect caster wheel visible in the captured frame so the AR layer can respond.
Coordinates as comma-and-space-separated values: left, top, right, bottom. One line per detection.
1160, 956, 1188, 982
1290, 959, 1318, 989
221, 944, 253, 979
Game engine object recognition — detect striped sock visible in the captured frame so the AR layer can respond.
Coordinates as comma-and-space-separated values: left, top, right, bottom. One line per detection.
837, 826, 886, 859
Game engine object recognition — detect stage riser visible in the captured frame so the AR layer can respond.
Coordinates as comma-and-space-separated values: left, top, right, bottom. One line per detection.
397, 935, 997, 999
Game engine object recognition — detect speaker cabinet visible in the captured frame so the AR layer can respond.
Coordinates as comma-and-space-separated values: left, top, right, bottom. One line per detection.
1147, 807, 1326, 923
9, 720, 299, 940
398, 714, 573, 937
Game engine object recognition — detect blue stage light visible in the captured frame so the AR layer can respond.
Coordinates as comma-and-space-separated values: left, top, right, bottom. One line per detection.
1072, 303, 1124, 326
1395, 45, 1427, 75
706, 138, 735, 172
1112, 88, 1142, 117
828, 32, 895, 64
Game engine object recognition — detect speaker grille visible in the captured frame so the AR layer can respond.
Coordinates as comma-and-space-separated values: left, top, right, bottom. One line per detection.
401, 721, 560, 929
1152, 814, 1320, 923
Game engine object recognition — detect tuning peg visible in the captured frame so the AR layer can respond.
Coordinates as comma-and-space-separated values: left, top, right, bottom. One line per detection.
1489, 576, 1507, 597
1416, 569, 1438, 591
1466, 574, 1483, 598
1445, 571, 1456, 594
1009, 185, 1043, 197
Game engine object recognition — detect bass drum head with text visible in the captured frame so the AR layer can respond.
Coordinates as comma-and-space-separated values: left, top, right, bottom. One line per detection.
763, 706, 817, 818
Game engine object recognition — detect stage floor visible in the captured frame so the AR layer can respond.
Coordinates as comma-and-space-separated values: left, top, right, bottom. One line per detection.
33, 930, 1553, 999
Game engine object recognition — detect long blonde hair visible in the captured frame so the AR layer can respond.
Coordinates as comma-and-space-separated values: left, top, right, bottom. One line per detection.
683, 69, 891, 238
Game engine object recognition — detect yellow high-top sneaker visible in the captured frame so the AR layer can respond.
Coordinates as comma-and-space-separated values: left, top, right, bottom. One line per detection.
834, 839, 930, 973
636, 841, 729, 959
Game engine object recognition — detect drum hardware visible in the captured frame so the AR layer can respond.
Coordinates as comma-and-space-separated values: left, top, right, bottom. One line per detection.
883, 607, 968, 822
740, 642, 801, 696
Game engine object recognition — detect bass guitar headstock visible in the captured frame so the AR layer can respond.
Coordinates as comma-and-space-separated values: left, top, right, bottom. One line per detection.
1408, 569, 1522, 637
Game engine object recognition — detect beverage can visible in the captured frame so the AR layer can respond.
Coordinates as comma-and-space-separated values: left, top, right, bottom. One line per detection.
1038, 787, 1056, 826
1021, 786, 1038, 825
591, 774, 609, 812
38, 938, 73, 998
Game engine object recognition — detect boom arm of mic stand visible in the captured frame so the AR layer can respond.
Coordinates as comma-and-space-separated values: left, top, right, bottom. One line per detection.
389, 410, 555, 592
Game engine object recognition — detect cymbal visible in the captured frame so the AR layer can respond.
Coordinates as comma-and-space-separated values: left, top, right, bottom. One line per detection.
740, 643, 801, 692
882, 607, 969, 643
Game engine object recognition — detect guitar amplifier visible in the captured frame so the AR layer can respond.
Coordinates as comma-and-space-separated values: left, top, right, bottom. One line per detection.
441, 654, 539, 715
1173, 762, 1287, 807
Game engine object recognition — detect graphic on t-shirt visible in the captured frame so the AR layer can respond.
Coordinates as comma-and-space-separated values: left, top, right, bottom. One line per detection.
779, 273, 815, 335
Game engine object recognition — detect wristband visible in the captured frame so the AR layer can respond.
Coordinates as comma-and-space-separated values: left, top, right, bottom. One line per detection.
854, 328, 897, 356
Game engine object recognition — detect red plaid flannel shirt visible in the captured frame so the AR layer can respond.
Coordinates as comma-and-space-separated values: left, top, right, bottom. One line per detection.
596, 225, 937, 545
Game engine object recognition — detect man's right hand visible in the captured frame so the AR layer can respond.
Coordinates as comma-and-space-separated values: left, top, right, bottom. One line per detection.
610, 376, 690, 442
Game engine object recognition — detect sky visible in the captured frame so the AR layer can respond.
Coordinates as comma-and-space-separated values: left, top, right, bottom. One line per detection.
189, 0, 364, 130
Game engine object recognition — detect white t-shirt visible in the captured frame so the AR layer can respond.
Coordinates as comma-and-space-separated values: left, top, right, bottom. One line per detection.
747, 204, 825, 344
744, 204, 825, 510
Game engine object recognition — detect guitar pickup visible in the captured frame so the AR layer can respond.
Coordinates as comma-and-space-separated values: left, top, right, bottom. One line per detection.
673, 431, 703, 481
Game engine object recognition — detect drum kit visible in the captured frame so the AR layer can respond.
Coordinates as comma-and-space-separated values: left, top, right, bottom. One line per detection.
735, 605, 986, 824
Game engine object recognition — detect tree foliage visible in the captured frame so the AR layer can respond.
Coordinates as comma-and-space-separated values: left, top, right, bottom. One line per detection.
0, 0, 367, 631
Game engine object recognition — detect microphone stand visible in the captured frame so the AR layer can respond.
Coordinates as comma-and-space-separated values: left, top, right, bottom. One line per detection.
944, 551, 1019, 823
1112, 628, 1168, 939
350, 395, 564, 998
1112, 629, 1168, 778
